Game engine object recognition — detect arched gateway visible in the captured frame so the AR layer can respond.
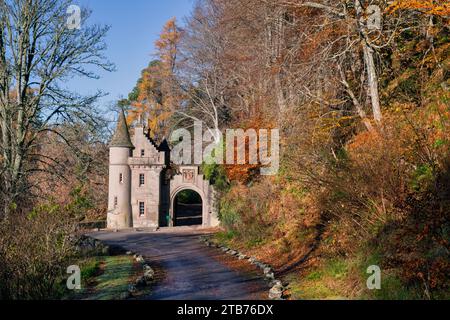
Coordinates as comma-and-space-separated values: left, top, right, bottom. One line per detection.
107, 109, 219, 230
172, 189, 203, 226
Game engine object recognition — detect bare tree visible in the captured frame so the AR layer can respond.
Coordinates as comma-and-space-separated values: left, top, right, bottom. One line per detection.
0, 0, 113, 217
278, 0, 394, 125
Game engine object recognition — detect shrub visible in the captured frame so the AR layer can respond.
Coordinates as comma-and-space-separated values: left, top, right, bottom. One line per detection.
0, 197, 83, 300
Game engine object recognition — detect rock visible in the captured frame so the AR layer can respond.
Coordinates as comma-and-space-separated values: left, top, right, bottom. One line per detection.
143, 266, 155, 280
263, 267, 272, 275
119, 291, 130, 300
144, 273, 154, 283
128, 284, 137, 295
238, 254, 247, 260
135, 255, 145, 263
227, 250, 237, 256
269, 284, 284, 300
270, 280, 282, 287
265, 272, 275, 280
143, 264, 155, 279
126, 251, 133, 255
135, 276, 147, 288
101, 246, 110, 255
143, 264, 152, 271
221, 247, 230, 252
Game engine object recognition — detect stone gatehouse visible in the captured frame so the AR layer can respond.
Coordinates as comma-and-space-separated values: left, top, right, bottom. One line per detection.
107, 109, 219, 230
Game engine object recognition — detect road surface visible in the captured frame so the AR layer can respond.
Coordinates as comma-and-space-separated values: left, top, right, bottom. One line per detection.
90, 228, 268, 300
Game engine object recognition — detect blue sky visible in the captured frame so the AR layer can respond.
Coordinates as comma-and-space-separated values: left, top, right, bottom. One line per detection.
69, 0, 194, 111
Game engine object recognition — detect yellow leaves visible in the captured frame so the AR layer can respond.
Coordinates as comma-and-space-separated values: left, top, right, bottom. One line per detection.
155, 17, 181, 76
387, 0, 450, 17
127, 18, 183, 138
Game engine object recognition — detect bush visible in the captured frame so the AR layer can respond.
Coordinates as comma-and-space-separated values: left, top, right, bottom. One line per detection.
219, 181, 276, 246
0, 199, 82, 300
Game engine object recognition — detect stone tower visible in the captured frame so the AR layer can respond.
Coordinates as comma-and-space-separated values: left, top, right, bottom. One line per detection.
107, 109, 134, 229
107, 109, 219, 230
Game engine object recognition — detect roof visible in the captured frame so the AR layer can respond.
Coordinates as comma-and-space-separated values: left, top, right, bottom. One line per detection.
109, 109, 134, 149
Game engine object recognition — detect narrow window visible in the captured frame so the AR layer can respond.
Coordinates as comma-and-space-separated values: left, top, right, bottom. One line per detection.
139, 202, 145, 216
119, 173, 123, 184
114, 196, 118, 208
139, 173, 145, 186
141, 149, 145, 157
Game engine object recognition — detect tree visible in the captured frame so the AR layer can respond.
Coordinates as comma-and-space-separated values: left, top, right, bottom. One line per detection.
0, 0, 113, 217
126, 18, 182, 140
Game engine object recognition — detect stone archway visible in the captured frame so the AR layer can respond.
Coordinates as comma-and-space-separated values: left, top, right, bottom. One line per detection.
169, 185, 207, 227
172, 189, 203, 226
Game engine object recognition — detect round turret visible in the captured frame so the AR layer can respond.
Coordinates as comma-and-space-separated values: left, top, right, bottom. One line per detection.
107, 109, 134, 229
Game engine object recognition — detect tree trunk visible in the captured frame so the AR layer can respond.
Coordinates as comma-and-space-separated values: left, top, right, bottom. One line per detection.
363, 42, 382, 123
355, 0, 382, 124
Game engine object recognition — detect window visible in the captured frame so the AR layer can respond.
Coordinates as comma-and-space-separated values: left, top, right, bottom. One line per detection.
141, 149, 145, 157
114, 196, 118, 208
139, 173, 145, 186
119, 173, 123, 184
139, 202, 145, 216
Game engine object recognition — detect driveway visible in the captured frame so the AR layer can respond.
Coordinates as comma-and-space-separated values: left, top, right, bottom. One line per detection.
90, 228, 268, 300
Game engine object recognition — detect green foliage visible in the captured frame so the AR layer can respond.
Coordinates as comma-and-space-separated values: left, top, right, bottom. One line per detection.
202, 162, 229, 192
411, 164, 435, 192
214, 230, 236, 246
176, 190, 202, 204
64, 255, 134, 300
83, 256, 133, 300
305, 271, 323, 281
288, 257, 350, 300
79, 257, 101, 281
219, 197, 241, 231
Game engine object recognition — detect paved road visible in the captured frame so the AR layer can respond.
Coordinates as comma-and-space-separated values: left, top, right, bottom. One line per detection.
91, 228, 267, 300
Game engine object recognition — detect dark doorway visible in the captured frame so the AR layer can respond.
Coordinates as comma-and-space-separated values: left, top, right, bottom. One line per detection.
173, 190, 203, 226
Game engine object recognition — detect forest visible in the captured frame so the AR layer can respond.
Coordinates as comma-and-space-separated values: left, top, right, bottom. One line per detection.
0, 0, 449, 300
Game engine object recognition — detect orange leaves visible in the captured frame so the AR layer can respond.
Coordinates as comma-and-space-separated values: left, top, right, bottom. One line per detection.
127, 18, 182, 138
387, 0, 450, 16
224, 117, 277, 183
155, 17, 182, 76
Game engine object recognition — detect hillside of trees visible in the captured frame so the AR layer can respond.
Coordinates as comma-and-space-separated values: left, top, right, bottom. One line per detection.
123, 0, 449, 299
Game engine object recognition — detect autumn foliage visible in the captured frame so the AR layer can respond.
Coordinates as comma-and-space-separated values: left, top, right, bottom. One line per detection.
150, 0, 449, 299
123, 1, 449, 299
387, 0, 450, 16
126, 18, 182, 139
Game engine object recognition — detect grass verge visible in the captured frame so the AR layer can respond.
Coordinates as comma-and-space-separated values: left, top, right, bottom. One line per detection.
64, 255, 134, 300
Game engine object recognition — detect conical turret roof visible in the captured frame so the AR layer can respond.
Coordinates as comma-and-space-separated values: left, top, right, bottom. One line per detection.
110, 108, 134, 148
